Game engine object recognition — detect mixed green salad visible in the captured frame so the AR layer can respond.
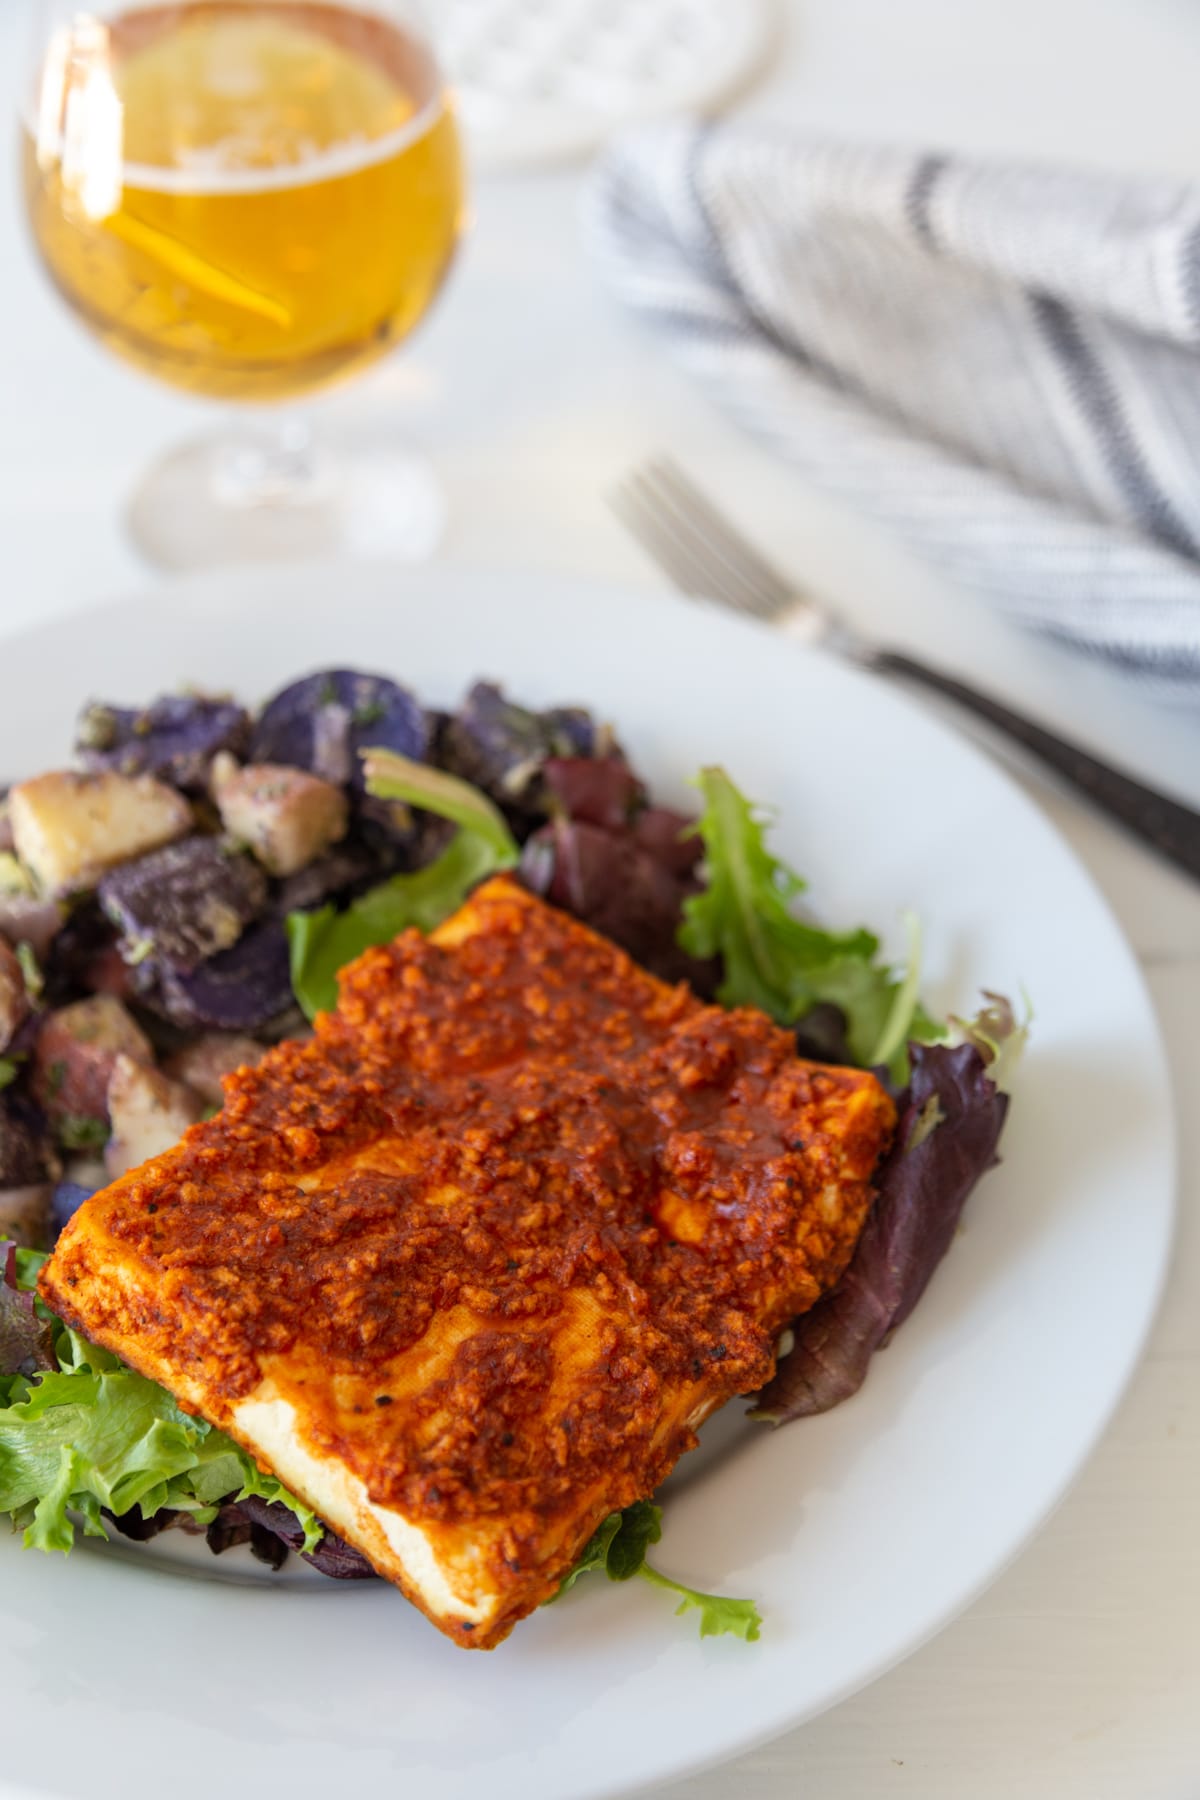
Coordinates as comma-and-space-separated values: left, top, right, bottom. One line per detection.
0, 671, 1025, 1638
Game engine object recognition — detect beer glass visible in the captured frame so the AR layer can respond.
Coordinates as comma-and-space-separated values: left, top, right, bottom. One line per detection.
22, 1, 466, 565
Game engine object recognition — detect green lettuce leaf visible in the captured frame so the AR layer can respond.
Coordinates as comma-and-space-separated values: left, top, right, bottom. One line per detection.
0, 1279, 321, 1556
602, 1497, 663, 1581
359, 749, 519, 861
287, 752, 520, 1020
637, 1565, 763, 1641
554, 1499, 762, 1641
0, 1059, 19, 1093
679, 768, 942, 1079
554, 1510, 622, 1595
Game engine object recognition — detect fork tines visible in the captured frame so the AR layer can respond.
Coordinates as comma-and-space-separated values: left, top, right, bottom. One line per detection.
612, 456, 796, 622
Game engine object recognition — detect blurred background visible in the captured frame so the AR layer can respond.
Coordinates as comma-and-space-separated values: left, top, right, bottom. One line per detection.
6, 0, 1200, 837
4, 0, 1200, 793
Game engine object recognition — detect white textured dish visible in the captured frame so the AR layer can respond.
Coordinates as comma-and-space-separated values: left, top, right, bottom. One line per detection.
0, 564, 1174, 1800
439, 0, 776, 169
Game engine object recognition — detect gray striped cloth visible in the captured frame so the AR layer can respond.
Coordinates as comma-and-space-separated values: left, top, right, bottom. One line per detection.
588, 123, 1200, 695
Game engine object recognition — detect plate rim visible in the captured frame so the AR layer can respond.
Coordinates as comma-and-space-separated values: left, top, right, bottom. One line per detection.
0, 559, 1177, 1800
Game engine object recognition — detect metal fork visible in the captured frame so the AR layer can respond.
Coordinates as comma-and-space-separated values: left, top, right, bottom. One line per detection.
612, 456, 1200, 883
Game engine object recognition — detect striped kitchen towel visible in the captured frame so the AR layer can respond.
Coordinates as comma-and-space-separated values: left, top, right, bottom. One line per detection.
588, 124, 1200, 695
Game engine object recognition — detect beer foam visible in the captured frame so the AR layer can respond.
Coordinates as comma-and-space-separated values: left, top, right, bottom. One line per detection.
26, 89, 447, 196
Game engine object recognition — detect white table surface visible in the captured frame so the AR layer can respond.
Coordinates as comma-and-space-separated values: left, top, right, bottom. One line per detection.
2, 1, 1200, 1795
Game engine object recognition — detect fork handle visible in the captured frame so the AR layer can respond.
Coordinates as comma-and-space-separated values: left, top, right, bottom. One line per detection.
867, 648, 1200, 880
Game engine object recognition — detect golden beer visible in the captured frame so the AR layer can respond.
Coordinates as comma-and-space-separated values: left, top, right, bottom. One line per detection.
23, 3, 465, 401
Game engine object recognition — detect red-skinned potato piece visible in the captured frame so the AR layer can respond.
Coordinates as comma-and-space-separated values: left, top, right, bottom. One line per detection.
0, 1187, 52, 1252
32, 996, 154, 1132
164, 1032, 266, 1108
0, 892, 61, 965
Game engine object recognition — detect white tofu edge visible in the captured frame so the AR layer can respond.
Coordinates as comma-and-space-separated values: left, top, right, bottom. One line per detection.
232, 1392, 495, 1627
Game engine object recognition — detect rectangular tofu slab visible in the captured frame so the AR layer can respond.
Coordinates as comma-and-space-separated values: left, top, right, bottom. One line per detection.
42, 878, 895, 1648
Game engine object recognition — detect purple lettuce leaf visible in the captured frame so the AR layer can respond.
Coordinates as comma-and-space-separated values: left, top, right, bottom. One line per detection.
541, 756, 645, 830
229, 1495, 378, 1580
0, 1239, 55, 1377
520, 759, 716, 990
752, 1040, 1009, 1424
521, 816, 716, 991
105, 1505, 180, 1544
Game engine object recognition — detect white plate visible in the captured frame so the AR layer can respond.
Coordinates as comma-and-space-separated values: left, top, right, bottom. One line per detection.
0, 564, 1174, 1800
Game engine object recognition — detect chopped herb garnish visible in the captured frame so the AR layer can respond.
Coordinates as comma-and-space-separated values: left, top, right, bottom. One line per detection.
15, 943, 43, 1001
57, 1116, 109, 1153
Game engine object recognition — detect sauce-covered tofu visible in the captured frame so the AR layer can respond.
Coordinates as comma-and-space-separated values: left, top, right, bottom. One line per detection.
41, 878, 894, 1648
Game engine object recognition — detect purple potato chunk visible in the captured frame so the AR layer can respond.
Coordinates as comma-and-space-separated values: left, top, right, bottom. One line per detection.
41, 901, 118, 1007
442, 683, 607, 822
76, 695, 250, 792
250, 670, 429, 795
274, 839, 399, 917
152, 920, 294, 1032
50, 1180, 96, 1240
100, 837, 268, 972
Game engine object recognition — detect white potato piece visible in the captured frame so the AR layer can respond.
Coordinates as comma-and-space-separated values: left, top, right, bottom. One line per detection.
9, 771, 192, 896
105, 1055, 202, 1180
212, 758, 348, 878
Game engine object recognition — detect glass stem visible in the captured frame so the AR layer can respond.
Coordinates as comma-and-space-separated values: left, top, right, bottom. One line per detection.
212, 416, 335, 510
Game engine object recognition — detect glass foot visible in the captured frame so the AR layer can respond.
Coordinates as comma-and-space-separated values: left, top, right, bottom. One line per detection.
126, 423, 447, 570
